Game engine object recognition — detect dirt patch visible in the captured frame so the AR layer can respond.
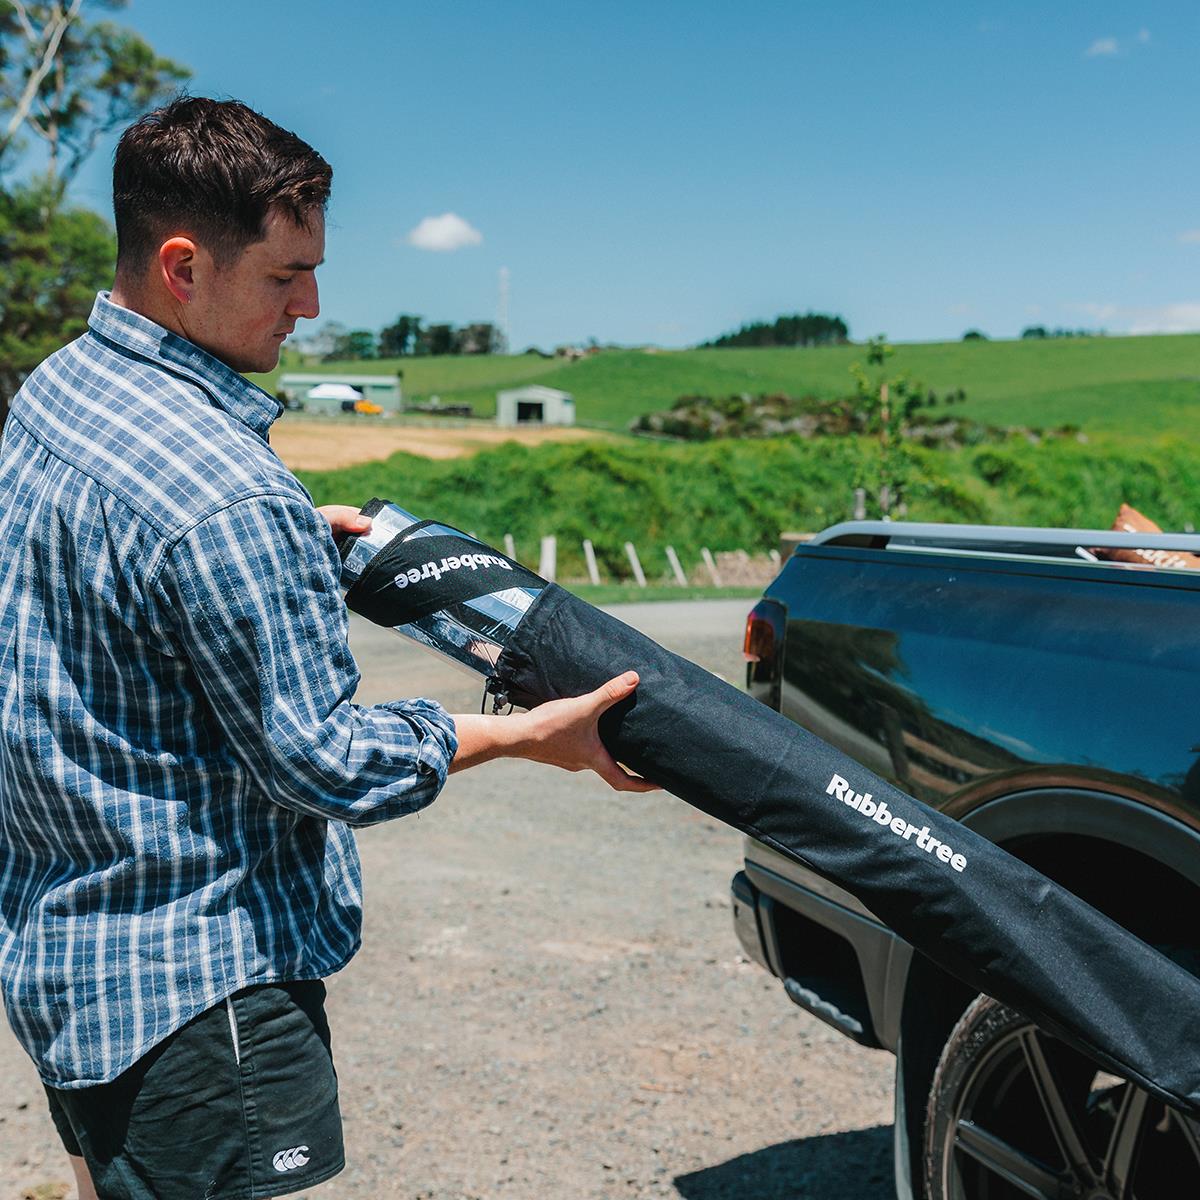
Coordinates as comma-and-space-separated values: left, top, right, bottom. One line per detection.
271, 417, 603, 471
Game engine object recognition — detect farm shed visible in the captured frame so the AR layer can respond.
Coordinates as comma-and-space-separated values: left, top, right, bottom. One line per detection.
278, 373, 403, 414
495, 385, 575, 427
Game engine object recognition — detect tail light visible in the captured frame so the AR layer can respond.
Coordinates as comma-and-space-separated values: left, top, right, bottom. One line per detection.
744, 598, 786, 708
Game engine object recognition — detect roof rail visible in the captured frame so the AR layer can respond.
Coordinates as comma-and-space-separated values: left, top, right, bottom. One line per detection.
808, 521, 1200, 559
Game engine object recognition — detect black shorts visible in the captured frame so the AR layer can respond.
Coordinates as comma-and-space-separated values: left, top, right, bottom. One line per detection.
43, 980, 344, 1200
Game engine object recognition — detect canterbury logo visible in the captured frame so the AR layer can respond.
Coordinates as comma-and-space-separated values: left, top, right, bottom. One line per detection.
272, 1146, 310, 1172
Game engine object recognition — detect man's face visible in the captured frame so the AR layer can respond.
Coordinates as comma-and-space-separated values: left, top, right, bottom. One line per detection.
184, 206, 325, 374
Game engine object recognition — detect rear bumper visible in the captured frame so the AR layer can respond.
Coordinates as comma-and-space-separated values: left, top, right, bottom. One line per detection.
731, 856, 910, 1051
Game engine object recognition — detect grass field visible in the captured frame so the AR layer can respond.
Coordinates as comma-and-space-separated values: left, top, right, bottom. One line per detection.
252, 333, 1200, 437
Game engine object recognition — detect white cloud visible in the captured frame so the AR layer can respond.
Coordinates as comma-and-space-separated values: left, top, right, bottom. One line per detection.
1075, 301, 1200, 334
1179, 230, 1200, 244
1127, 303, 1200, 334
1136, 28, 1151, 44
1085, 36, 1119, 57
405, 212, 483, 252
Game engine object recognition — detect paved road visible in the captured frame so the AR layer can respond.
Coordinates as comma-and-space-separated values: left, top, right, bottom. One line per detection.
1, 601, 895, 1200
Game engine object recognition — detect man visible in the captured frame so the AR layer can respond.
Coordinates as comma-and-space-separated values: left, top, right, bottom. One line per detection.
0, 96, 651, 1200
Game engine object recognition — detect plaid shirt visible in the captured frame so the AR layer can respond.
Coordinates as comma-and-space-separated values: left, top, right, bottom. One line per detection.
0, 293, 457, 1088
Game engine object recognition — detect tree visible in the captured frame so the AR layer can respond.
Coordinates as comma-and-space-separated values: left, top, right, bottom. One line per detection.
962, 329, 988, 341
1021, 325, 1048, 339
0, 2, 190, 188
417, 322, 454, 357
850, 336, 965, 518
702, 311, 849, 349
378, 313, 421, 357
0, 3, 187, 426
327, 328, 376, 360
453, 321, 497, 355
0, 176, 114, 422
295, 319, 344, 359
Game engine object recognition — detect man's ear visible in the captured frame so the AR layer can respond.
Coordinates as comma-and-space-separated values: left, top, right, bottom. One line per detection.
158, 237, 198, 305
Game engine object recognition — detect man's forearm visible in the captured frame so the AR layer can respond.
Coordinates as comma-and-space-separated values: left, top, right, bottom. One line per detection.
447, 713, 535, 772
446, 673, 655, 793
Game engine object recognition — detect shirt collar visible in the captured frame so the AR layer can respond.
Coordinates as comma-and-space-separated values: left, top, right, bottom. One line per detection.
87, 291, 282, 439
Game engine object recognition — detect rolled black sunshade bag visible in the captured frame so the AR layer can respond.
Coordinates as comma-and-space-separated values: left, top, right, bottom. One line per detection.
340, 501, 1200, 1117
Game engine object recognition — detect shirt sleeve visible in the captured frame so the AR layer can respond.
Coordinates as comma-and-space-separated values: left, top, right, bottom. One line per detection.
151, 492, 458, 827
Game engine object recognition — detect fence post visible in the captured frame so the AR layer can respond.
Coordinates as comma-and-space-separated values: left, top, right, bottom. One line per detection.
769, 548, 781, 570
665, 545, 688, 587
854, 488, 866, 521
700, 548, 722, 587
503, 533, 516, 560
582, 539, 601, 586
539, 536, 557, 583
624, 541, 647, 588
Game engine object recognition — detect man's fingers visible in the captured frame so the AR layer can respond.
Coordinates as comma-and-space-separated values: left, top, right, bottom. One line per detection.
618, 774, 660, 793
316, 504, 372, 537
594, 748, 659, 793
590, 670, 641, 714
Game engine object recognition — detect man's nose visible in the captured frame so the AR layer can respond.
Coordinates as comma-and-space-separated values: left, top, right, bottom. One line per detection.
288, 275, 319, 321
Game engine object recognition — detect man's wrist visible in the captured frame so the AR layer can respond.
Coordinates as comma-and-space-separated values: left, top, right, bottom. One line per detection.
448, 711, 537, 772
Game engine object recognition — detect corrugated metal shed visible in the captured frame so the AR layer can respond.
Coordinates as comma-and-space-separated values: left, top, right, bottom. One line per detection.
495, 385, 575, 427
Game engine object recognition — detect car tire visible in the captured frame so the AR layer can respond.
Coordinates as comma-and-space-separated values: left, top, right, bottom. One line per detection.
923, 994, 1200, 1200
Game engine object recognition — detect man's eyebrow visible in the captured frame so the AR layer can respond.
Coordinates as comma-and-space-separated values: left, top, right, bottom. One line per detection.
281, 257, 324, 270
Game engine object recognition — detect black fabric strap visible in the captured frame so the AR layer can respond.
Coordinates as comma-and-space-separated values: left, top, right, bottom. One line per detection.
345, 526, 544, 627
336, 498, 391, 566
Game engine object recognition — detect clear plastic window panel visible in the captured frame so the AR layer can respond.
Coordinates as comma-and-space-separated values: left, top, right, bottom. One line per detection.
341, 502, 542, 676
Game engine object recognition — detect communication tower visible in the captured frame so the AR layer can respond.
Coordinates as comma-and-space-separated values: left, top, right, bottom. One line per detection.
497, 266, 510, 354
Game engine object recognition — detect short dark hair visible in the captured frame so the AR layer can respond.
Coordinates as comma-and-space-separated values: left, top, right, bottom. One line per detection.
113, 96, 332, 271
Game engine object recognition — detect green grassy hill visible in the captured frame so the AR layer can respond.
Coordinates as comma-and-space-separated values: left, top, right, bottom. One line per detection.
564, 337, 1200, 435
288, 333, 1200, 574
297, 433, 1200, 580
255, 333, 1200, 437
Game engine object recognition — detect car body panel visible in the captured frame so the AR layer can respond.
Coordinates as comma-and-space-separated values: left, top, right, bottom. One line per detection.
734, 535, 1200, 1198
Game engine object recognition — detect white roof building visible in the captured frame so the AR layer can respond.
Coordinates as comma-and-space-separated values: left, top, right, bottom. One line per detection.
278, 373, 402, 413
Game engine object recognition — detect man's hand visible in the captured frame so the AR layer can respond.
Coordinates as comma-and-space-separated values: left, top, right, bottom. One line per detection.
317, 504, 372, 539
450, 672, 658, 793
520, 671, 658, 792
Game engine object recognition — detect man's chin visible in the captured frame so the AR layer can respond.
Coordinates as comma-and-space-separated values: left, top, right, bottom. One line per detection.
242, 346, 282, 375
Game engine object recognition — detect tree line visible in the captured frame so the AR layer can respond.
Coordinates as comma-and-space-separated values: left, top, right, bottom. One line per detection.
1020, 326, 1104, 340
701, 312, 849, 349
304, 314, 504, 361
0, 1, 188, 424
962, 327, 1106, 342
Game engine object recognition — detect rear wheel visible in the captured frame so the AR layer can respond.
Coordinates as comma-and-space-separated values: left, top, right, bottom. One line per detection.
923, 995, 1200, 1200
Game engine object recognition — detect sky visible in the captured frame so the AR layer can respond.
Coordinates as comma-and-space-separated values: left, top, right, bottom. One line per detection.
60, 0, 1200, 350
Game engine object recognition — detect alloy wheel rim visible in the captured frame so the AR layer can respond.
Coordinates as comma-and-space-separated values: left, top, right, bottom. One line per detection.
940, 1019, 1200, 1200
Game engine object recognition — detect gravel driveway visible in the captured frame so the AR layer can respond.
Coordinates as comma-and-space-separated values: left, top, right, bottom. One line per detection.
2, 600, 894, 1200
